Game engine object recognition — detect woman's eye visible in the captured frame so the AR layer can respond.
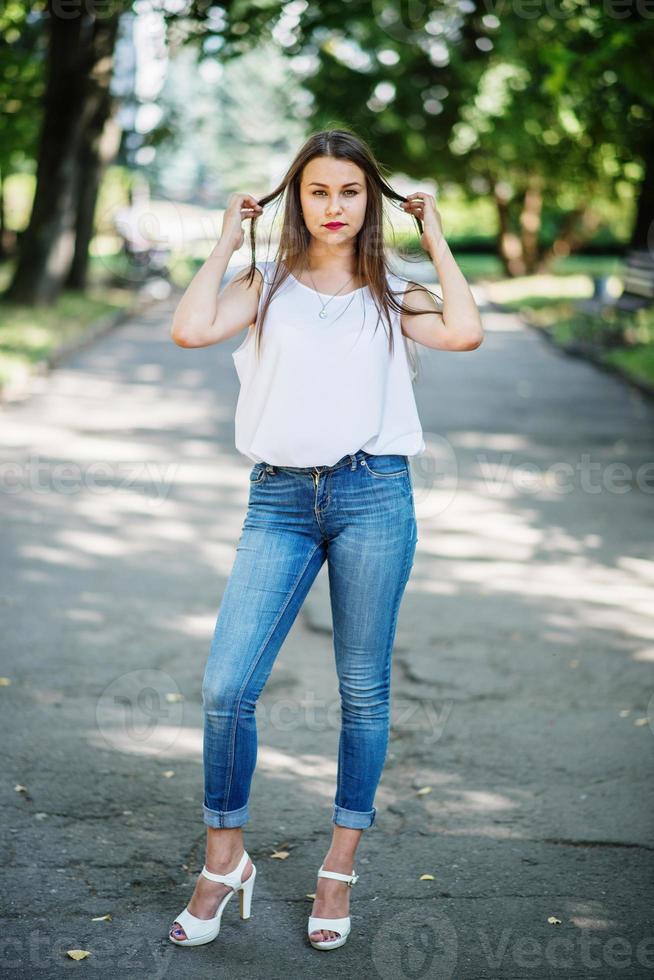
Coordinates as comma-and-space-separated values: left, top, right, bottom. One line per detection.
312, 190, 358, 196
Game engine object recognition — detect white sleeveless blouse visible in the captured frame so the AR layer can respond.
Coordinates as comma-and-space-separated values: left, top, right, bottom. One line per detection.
231, 260, 426, 467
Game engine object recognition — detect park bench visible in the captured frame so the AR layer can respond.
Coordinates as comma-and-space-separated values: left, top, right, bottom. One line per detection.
114, 218, 171, 280
581, 248, 654, 315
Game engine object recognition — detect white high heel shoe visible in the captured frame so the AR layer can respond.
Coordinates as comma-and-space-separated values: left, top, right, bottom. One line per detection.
169, 849, 256, 947
307, 864, 359, 950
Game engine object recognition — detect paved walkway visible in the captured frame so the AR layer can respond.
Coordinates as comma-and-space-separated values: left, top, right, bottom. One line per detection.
1, 283, 653, 978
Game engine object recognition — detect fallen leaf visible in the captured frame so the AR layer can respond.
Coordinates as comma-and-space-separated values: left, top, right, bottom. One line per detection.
165, 692, 184, 702
270, 850, 290, 860
66, 949, 91, 960
634, 717, 649, 726
306, 893, 316, 900
0, 677, 11, 686
15, 784, 28, 793
547, 916, 561, 925
91, 914, 112, 922
419, 874, 435, 880
416, 786, 432, 796
618, 709, 630, 717
161, 770, 175, 778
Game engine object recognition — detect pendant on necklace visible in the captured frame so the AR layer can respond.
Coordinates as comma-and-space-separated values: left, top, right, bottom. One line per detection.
319, 310, 328, 319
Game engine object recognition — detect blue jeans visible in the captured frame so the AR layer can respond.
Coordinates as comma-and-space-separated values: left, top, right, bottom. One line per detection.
201, 449, 418, 831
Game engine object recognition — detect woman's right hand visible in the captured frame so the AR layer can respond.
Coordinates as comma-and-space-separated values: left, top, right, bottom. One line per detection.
219, 192, 264, 252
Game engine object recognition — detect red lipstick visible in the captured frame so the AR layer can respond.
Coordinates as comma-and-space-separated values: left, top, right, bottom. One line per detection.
323, 222, 346, 229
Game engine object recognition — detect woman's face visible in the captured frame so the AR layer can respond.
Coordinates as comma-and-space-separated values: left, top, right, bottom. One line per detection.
299, 156, 368, 248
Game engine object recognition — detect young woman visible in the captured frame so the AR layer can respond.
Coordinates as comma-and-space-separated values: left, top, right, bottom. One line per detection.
168, 128, 483, 952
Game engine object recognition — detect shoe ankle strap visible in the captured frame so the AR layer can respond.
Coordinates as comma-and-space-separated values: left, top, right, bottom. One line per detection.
201, 850, 249, 887
317, 864, 359, 887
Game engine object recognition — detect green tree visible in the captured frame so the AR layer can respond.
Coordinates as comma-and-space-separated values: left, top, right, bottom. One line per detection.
0, 1, 46, 260
197, 0, 653, 274
5, 0, 123, 304
142, 38, 308, 205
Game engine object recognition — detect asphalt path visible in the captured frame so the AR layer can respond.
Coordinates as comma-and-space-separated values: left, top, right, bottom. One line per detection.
1, 279, 653, 979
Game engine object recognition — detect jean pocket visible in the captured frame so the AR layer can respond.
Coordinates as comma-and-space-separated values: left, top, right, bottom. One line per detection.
249, 463, 267, 485
361, 454, 409, 479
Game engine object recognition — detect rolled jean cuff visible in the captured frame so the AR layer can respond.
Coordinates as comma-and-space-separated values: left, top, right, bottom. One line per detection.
203, 801, 249, 828
332, 804, 376, 829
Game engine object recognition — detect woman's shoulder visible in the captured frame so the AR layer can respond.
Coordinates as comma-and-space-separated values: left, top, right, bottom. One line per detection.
255, 259, 277, 284
385, 268, 411, 295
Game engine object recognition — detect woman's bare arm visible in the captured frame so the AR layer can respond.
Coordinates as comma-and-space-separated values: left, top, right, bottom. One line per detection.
400, 191, 484, 352
171, 192, 264, 349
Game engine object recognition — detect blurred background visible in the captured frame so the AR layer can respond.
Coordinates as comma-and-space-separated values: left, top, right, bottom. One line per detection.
2, 5, 654, 970
0, 0, 652, 397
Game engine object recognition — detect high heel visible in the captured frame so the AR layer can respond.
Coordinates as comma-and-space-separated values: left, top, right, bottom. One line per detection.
169, 849, 256, 947
307, 864, 359, 950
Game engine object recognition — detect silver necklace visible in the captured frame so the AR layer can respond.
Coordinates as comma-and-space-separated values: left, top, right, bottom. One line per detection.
304, 266, 358, 320
324, 288, 361, 325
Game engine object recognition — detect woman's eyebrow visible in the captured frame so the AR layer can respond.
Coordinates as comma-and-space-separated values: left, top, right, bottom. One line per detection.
307, 181, 362, 187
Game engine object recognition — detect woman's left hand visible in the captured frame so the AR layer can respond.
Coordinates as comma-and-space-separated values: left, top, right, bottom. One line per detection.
401, 192, 444, 251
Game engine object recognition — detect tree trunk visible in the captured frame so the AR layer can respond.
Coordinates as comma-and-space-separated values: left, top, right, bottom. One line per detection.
538, 206, 601, 272
0, 166, 5, 262
630, 141, 654, 251
494, 185, 526, 278
5, 3, 120, 306
519, 181, 543, 274
67, 114, 122, 291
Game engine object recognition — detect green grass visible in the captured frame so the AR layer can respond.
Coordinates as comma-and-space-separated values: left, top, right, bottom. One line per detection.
0, 270, 133, 392
548, 254, 623, 278
495, 279, 654, 389
604, 344, 654, 388
392, 244, 624, 284
444, 253, 504, 280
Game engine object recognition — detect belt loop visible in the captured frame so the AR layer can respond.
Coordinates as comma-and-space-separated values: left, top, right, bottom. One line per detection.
349, 453, 357, 470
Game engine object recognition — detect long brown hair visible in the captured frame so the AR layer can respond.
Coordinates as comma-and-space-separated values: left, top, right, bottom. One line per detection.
234, 127, 442, 382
